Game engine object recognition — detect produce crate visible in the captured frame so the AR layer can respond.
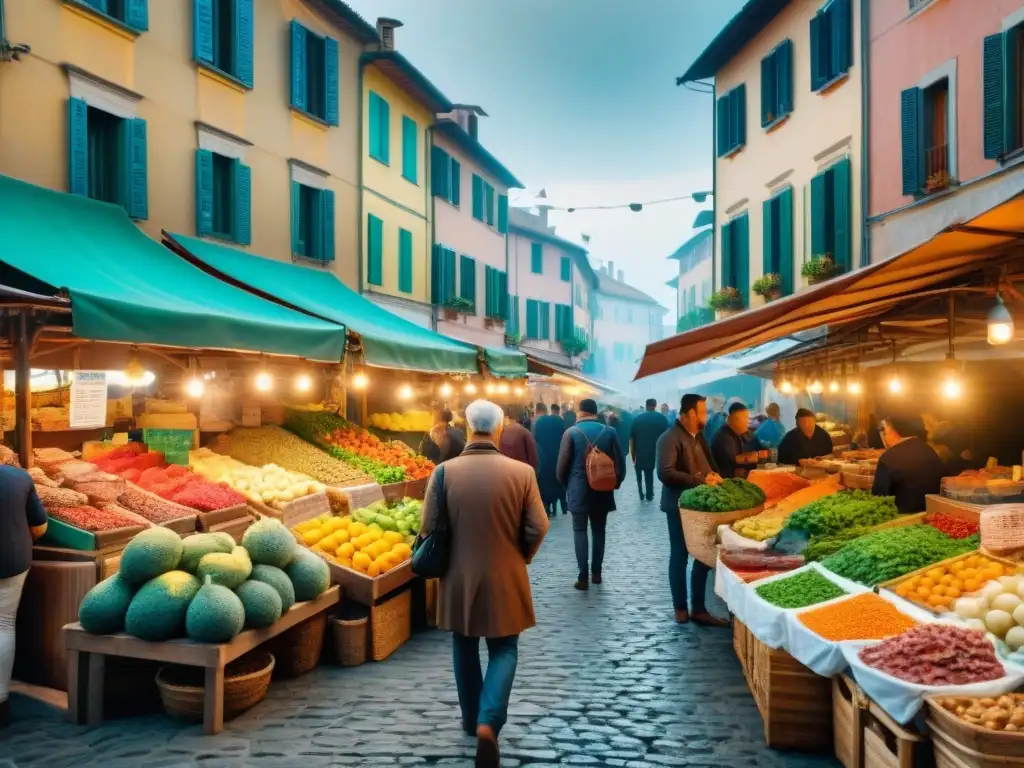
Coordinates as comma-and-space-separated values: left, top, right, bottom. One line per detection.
142, 428, 195, 465
381, 476, 428, 502
833, 674, 866, 768
926, 495, 984, 524
879, 550, 1022, 615
247, 492, 330, 527
370, 587, 411, 661
863, 701, 924, 768
321, 556, 415, 605
927, 696, 1024, 768
196, 503, 251, 532
40, 517, 144, 552
121, 482, 198, 534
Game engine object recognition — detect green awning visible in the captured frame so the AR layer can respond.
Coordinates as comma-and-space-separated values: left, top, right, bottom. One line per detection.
484, 346, 527, 378
167, 233, 482, 373
0, 175, 347, 361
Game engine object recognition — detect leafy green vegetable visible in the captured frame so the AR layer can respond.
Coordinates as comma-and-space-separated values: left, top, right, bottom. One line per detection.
802, 526, 873, 562
822, 525, 979, 586
754, 569, 847, 609
785, 491, 898, 537
679, 478, 766, 513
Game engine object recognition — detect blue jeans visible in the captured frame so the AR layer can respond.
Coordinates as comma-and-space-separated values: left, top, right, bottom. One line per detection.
665, 508, 709, 613
571, 509, 607, 580
452, 633, 519, 735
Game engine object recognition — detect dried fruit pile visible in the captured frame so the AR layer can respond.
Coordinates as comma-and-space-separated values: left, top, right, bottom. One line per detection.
117, 486, 195, 523
925, 513, 979, 539
48, 505, 141, 532
936, 694, 1024, 731
132, 465, 246, 511
798, 593, 916, 641
858, 624, 1004, 685
754, 568, 847, 609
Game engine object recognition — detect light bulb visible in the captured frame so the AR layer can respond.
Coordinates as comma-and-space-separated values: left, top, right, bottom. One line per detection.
942, 377, 962, 399
987, 295, 1015, 345
464, 383, 477, 395
779, 380, 793, 394
828, 380, 840, 394
255, 372, 274, 392
398, 383, 413, 400
352, 372, 368, 390
498, 382, 510, 395
294, 374, 312, 393
808, 379, 824, 394
888, 376, 903, 395
440, 383, 452, 397
485, 383, 496, 395
185, 378, 205, 398
513, 386, 524, 397
847, 380, 863, 396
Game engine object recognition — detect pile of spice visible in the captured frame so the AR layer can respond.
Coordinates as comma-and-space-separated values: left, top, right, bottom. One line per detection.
48, 505, 142, 532
858, 624, 1004, 685
798, 593, 916, 641
925, 513, 979, 539
754, 568, 847, 609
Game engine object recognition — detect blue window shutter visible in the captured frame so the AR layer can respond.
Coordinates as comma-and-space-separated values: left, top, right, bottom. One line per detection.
1003, 31, 1019, 155
485, 183, 495, 226
367, 214, 383, 286
234, 0, 253, 88
735, 213, 750, 306
779, 40, 793, 115
760, 53, 772, 127
450, 159, 461, 206
398, 229, 413, 293
831, 0, 852, 75
290, 21, 307, 112
126, 0, 148, 31
810, 171, 826, 258
430, 146, 447, 197
762, 197, 775, 277
193, 0, 214, 65
233, 160, 251, 245
531, 242, 542, 273
497, 194, 508, 234
720, 220, 733, 289
733, 84, 746, 149
87, 0, 109, 12
378, 97, 390, 165
68, 98, 89, 196
444, 248, 456, 300
498, 271, 508, 320
715, 94, 727, 157
778, 188, 794, 295
321, 189, 335, 262
526, 299, 538, 338
900, 87, 923, 195
401, 116, 417, 182
368, 93, 380, 159
126, 118, 148, 220
460, 255, 476, 306
540, 302, 550, 339
809, 13, 822, 91
832, 158, 851, 272
290, 181, 301, 254
471, 174, 483, 220
324, 36, 339, 125
195, 149, 214, 235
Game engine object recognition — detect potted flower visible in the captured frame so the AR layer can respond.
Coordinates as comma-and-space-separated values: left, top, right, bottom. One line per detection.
753, 273, 782, 302
442, 295, 475, 321
484, 314, 505, 330
708, 287, 745, 319
924, 169, 953, 195
801, 253, 840, 285
561, 336, 589, 357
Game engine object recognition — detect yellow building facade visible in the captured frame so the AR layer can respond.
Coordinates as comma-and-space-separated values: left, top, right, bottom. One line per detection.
0, 0, 379, 288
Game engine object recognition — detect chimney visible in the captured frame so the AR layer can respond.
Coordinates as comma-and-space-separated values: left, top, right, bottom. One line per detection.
468, 112, 479, 140
617, 270, 624, 282
376, 18, 402, 51
608, 261, 614, 279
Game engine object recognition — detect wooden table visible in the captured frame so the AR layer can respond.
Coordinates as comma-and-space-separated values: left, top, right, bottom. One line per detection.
63, 585, 339, 734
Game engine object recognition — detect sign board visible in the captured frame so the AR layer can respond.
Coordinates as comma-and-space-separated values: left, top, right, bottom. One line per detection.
339, 483, 385, 511
69, 371, 108, 429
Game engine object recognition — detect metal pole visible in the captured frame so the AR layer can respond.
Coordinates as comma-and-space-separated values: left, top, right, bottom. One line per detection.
15, 310, 32, 467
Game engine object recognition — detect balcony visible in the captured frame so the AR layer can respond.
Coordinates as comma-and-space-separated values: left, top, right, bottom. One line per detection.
923, 144, 952, 194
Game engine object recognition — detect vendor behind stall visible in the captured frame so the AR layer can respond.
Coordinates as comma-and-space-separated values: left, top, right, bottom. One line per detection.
711, 402, 759, 479
872, 414, 946, 513
777, 408, 834, 465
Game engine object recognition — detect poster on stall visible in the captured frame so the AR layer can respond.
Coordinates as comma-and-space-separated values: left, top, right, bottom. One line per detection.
70, 371, 108, 429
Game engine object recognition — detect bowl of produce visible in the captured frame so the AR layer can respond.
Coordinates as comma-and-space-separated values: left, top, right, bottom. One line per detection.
679, 479, 765, 567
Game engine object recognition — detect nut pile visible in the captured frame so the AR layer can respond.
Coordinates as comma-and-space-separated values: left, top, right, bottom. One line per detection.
936, 694, 1024, 732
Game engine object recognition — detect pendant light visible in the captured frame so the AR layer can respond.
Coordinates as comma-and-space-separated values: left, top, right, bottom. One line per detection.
942, 293, 963, 399
987, 293, 1014, 345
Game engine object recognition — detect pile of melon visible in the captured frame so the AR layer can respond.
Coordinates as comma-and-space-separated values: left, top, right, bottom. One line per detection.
78, 518, 329, 643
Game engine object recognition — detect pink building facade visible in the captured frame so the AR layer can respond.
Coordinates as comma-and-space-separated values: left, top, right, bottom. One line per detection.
868, 0, 1024, 263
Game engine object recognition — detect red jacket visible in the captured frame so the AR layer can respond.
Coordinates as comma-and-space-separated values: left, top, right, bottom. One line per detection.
499, 421, 539, 468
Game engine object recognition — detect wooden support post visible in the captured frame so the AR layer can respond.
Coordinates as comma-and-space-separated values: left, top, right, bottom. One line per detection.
204, 664, 225, 734
15, 309, 32, 467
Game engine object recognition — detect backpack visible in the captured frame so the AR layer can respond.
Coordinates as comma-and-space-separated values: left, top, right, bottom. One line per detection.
574, 426, 618, 492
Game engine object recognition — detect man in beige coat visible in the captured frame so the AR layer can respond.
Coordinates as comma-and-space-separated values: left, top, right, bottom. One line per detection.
419, 400, 549, 768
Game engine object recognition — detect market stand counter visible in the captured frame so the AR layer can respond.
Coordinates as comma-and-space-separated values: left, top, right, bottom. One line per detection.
63, 585, 339, 734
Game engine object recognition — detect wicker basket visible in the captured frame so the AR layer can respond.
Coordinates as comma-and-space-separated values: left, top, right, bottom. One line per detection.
272, 611, 327, 678
928, 695, 1024, 767
372, 588, 412, 661
155, 651, 274, 721
980, 505, 1024, 556
680, 505, 763, 568
331, 616, 368, 667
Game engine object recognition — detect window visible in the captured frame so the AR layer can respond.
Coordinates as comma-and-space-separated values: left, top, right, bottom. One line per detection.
431, 245, 457, 303
900, 78, 951, 195
810, 0, 852, 92
459, 254, 477, 310
720, 212, 750, 306
716, 84, 746, 158
485, 266, 507, 320
65, 0, 149, 32
983, 25, 1024, 159
289, 21, 339, 125
810, 157, 852, 273
760, 40, 793, 127
194, 0, 253, 88
560, 256, 571, 282
555, 304, 572, 340
401, 116, 417, 183
688, 285, 697, 312
291, 181, 335, 262
484, 183, 495, 226
530, 242, 543, 274
368, 91, 390, 165
196, 149, 249, 243
526, 300, 550, 340
471, 174, 495, 225
431, 147, 460, 205
497, 194, 508, 234
366, 214, 383, 286
507, 294, 520, 336
398, 229, 413, 294
68, 99, 148, 219
761, 187, 794, 295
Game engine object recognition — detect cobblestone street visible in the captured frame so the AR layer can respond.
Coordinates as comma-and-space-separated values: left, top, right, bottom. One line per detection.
4, 487, 836, 767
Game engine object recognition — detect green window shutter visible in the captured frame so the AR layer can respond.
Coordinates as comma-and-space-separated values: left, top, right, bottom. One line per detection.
809, 12, 822, 91
832, 158, 851, 272
444, 248, 456, 301
368, 92, 380, 160
716, 94, 728, 157
68, 98, 89, 196
734, 213, 750, 306
126, 0, 148, 31
484, 266, 494, 317
778, 187, 794, 295
983, 33, 1005, 159
760, 51, 776, 127
430, 146, 449, 198
378, 97, 390, 164
1003, 31, 1020, 155
831, 0, 852, 76
450, 159, 461, 206
900, 87, 923, 195
720, 219, 733, 289
460, 254, 476, 306
324, 35, 339, 124
762, 197, 775, 277
526, 299, 538, 338
539, 302, 550, 339
560, 256, 571, 281
234, 0, 253, 88
531, 242, 543, 273
397, 228, 413, 293
498, 271, 508, 320
321, 189, 335, 261
508, 294, 519, 333
485, 183, 495, 226
290, 181, 301, 254
810, 170, 826, 259
233, 159, 251, 245
401, 116, 417, 182
471, 174, 483, 220
367, 214, 383, 286
125, 118, 148, 220
431, 245, 442, 302
195, 149, 214, 235
193, 0, 214, 65
732, 84, 746, 149
778, 40, 793, 116
497, 193, 508, 234
290, 21, 307, 111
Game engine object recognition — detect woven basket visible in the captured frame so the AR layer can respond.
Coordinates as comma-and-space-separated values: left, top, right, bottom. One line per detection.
372, 589, 412, 662
272, 611, 327, 678
680, 505, 763, 568
155, 651, 274, 721
980, 505, 1024, 556
331, 616, 368, 667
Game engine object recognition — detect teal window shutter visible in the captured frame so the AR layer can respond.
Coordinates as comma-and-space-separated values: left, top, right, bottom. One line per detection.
126, 0, 148, 31
485, 183, 495, 226
831, 0, 852, 77
716, 94, 727, 157
368, 92, 380, 159
450, 159, 461, 206
431, 245, 442, 302
195, 149, 214, 235
720, 219, 733, 289
539, 302, 550, 339
68, 98, 89, 196
497, 194, 508, 234
560, 256, 571, 282
531, 242, 543, 273
983, 33, 1007, 158
290, 181, 301, 254
760, 53, 773, 128
810, 170, 826, 259
900, 87, 923, 195
378, 97, 390, 165
321, 189, 335, 261
290, 21, 307, 112
507, 294, 519, 333
193, 0, 214, 65
498, 271, 508, 320
809, 12, 823, 91
832, 158, 851, 271
735, 213, 750, 306
398, 228, 413, 293
762, 197, 775, 277
234, 0, 253, 88
459, 254, 476, 306
526, 299, 538, 338
324, 36, 339, 125
778, 187, 794, 295
367, 214, 383, 286
778, 40, 793, 116
733, 84, 746, 149
401, 116, 417, 183
1003, 31, 1020, 153
233, 159, 251, 245
471, 174, 483, 220
444, 248, 456, 301
125, 118, 148, 220
431, 146, 449, 198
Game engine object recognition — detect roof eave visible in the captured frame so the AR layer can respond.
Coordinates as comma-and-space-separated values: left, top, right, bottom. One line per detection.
360, 51, 453, 113
307, 0, 380, 44
433, 120, 523, 189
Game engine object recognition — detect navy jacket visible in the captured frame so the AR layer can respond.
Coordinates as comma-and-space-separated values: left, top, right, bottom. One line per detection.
630, 410, 670, 470
555, 418, 626, 514
0, 465, 47, 578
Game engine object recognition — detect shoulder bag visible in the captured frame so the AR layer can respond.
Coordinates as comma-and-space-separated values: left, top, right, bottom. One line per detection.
411, 465, 450, 578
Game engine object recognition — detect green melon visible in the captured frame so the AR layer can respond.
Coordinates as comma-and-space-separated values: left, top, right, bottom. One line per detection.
196, 546, 252, 589
179, 533, 235, 574
119, 527, 183, 584
79, 573, 136, 635
186, 576, 245, 643
234, 579, 283, 629
124, 570, 200, 641
241, 518, 296, 568
249, 564, 296, 612
286, 548, 330, 602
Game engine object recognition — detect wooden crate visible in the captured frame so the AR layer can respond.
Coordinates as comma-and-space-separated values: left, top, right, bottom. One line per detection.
863, 701, 924, 768
833, 674, 865, 768
878, 550, 1022, 615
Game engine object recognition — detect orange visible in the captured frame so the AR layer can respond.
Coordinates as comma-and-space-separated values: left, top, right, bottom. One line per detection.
927, 594, 945, 607
940, 574, 955, 585
951, 578, 965, 591
950, 561, 966, 573
927, 568, 945, 581
367, 561, 380, 578
963, 579, 981, 593
920, 577, 936, 589
916, 586, 932, 599
960, 568, 977, 580
896, 584, 911, 598
967, 555, 980, 567
946, 587, 962, 599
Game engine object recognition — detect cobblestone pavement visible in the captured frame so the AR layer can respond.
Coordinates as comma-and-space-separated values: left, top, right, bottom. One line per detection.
4, 486, 836, 767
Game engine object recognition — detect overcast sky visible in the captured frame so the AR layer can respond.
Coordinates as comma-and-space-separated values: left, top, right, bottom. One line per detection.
344, 0, 745, 316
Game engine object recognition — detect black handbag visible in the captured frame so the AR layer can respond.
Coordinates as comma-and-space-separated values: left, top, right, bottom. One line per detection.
411, 465, 450, 578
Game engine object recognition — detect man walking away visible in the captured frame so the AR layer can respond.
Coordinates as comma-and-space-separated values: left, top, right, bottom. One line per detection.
630, 398, 669, 502
556, 398, 626, 590
419, 400, 549, 767
562, 404, 577, 428
657, 394, 730, 628
532, 404, 566, 516
499, 408, 539, 469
